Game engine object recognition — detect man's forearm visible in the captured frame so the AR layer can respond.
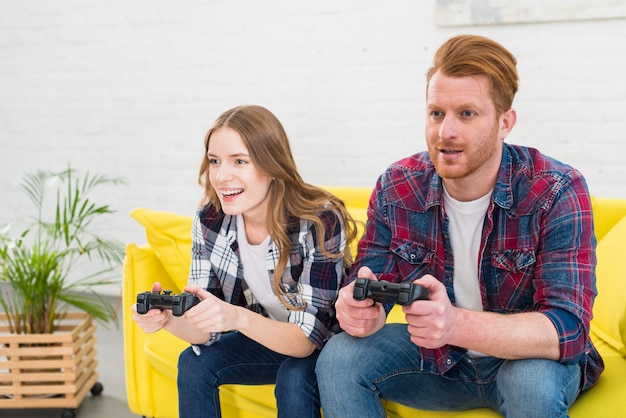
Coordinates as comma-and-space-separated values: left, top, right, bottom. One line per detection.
449, 308, 560, 360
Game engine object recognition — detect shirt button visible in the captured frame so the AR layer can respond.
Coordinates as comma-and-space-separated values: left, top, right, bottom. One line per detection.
446, 358, 452, 365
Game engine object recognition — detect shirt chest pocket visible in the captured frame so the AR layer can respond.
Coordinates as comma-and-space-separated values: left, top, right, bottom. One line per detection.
391, 237, 435, 282
490, 248, 536, 309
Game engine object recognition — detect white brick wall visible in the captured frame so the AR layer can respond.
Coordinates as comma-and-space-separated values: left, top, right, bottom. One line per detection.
1, 1, 626, 295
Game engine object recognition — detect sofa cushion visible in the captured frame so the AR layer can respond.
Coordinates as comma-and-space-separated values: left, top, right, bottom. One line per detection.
130, 208, 193, 284
590, 215, 626, 355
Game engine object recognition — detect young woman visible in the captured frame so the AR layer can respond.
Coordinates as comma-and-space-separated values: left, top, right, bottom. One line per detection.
132, 104, 359, 418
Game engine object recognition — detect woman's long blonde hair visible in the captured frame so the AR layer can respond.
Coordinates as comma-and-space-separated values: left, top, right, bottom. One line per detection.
198, 105, 359, 310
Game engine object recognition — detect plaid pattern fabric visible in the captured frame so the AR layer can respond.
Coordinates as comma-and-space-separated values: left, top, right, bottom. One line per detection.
349, 143, 602, 390
189, 205, 346, 349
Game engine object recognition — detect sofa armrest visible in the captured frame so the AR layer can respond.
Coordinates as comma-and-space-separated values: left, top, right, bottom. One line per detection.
123, 243, 179, 417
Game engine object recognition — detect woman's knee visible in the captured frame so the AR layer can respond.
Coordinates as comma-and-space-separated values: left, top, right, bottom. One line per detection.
178, 346, 198, 375
275, 354, 320, 407
273, 353, 323, 418
177, 346, 219, 388
278, 351, 319, 386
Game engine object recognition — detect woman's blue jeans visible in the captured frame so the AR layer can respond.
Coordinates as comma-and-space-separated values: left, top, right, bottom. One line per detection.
177, 331, 321, 418
316, 324, 582, 418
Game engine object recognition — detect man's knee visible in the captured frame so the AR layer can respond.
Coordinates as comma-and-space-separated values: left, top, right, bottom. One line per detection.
497, 359, 581, 417
316, 332, 359, 379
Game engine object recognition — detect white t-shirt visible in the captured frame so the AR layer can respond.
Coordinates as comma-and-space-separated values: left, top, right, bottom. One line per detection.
443, 187, 492, 357
236, 215, 289, 322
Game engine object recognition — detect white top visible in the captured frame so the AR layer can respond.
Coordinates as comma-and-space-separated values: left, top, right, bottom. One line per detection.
443, 187, 492, 357
236, 214, 289, 322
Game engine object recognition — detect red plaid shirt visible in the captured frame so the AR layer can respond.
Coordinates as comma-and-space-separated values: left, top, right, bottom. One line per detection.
349, 143, 603, 390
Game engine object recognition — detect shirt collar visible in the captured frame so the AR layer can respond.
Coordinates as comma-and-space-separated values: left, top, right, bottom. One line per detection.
492, 143, 514, 211
425, 143, 514, 212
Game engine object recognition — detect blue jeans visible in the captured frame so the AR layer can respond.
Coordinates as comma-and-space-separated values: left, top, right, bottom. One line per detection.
177, 331, 321, 418
316, 324, 582, 418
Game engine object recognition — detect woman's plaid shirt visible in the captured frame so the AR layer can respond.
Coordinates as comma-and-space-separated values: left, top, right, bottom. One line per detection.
189, 204, 346, 350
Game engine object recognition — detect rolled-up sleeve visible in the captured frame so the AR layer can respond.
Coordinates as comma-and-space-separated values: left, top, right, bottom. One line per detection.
534, 175, 597, 364
285, 210, 346, 349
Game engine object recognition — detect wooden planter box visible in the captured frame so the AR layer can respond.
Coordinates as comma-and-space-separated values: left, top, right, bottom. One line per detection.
0, 311, 101, 412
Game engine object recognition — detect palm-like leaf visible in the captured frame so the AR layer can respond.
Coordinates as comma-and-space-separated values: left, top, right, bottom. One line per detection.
0, 164, 126, 334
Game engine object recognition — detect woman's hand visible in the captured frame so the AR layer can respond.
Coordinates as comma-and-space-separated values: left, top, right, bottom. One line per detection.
131, 282, 172, 333
182, 285, 242, 334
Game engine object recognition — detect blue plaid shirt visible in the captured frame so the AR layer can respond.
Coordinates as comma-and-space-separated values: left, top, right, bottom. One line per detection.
349, 143, 603, 390
189, 205, 346, 350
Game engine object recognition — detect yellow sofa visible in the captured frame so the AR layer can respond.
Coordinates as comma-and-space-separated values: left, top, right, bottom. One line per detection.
123, 187, 626, 417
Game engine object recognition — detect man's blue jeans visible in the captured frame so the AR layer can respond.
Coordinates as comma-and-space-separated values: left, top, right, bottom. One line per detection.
316, 324, 582, 418
177, 331, 321, 418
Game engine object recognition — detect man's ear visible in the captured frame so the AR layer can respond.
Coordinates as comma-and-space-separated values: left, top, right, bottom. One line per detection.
499, 108, 517, 140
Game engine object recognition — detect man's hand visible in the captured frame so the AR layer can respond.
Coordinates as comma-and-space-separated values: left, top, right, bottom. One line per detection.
335, 267, 386, 337
402, 275, 457, 349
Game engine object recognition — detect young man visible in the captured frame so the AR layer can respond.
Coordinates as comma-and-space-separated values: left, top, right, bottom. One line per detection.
316, 35, 603, 418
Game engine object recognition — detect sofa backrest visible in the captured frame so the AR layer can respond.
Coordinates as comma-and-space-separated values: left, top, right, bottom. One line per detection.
590, 196, 626, 241
588, 197, 626, 356
129, 190, 626, 357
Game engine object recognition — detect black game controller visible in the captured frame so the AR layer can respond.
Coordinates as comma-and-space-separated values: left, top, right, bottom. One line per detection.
136, 290, 201, 316
353, 278, 429, 306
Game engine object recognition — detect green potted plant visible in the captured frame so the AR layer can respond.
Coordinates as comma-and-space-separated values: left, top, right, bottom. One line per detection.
0, 164, 126, 333
0, 164, 126, 414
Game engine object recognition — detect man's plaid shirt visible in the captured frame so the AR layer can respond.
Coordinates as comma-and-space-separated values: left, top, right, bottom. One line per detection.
348, 143, 603, 390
